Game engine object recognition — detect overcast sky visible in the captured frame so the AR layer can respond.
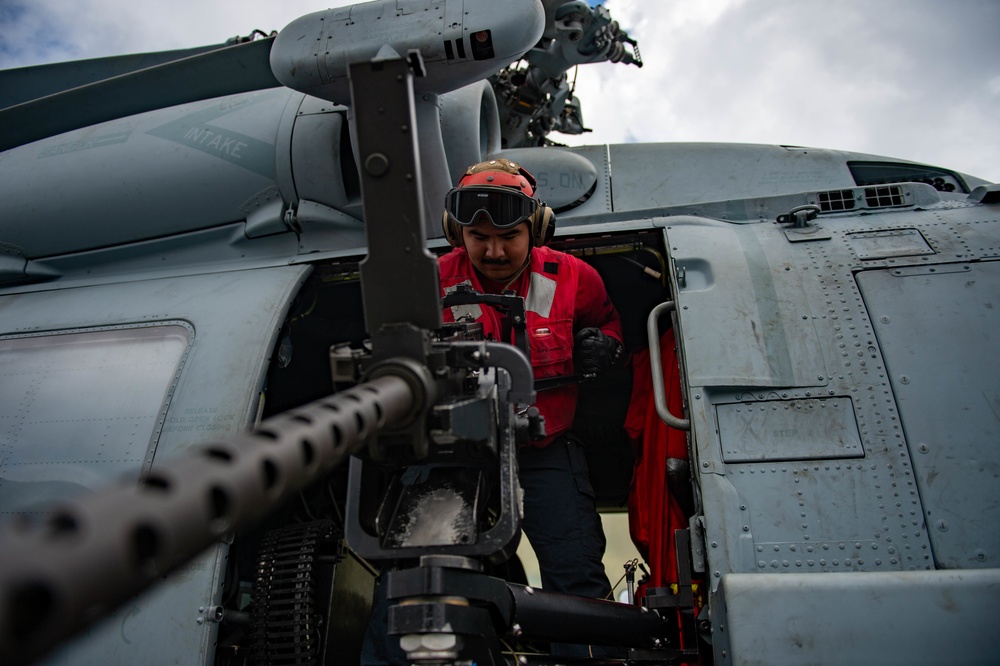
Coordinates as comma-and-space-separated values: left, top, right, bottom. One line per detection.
2, 0, 998, 183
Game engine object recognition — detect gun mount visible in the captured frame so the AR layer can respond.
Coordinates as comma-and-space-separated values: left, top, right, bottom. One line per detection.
333, 53, 675, 665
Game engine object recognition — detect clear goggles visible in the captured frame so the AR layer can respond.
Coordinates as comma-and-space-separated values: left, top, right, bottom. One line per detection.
444, 186, 539, 228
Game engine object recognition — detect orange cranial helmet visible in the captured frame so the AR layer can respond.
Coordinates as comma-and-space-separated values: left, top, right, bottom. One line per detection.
457, 158, 537, 195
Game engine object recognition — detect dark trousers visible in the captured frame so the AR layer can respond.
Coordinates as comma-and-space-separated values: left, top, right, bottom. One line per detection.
518, 436, 611, 600
518, 437, 613, 657
360, 437, 611, 664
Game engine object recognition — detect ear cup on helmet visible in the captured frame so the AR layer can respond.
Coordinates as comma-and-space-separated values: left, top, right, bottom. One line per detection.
530, 205, 555, 246
442, 210, 463, 247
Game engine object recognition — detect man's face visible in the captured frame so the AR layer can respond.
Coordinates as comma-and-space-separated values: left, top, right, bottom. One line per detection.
462, 217, 531, 282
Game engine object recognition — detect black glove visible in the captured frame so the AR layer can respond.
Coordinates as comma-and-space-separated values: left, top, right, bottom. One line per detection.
574, 327, 621, 376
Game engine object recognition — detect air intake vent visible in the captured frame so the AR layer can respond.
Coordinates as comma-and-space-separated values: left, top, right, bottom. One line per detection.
818, 189, 856, 212
443, 38, 466, 60
864, 185, 905, 208
848, 161, 968, 193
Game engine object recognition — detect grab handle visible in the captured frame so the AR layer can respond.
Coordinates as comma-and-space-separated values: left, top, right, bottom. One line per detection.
646, 301, 691, 430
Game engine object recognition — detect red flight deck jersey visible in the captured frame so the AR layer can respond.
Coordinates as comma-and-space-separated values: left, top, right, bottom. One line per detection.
439, 245, 622, 447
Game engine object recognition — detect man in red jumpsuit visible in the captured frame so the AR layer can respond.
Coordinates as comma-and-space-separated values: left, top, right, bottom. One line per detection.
440, 158, 624, 654
363, 158, 623, 663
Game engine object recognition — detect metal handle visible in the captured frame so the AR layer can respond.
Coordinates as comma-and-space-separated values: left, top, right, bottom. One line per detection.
646, 301, 691, 430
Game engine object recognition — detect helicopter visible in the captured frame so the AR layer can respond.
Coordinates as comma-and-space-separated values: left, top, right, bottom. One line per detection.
1, 0, 999, 664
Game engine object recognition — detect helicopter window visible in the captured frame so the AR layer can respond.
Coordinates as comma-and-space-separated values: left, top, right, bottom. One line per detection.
0, 324, 191, 514
848, 161, 968, 193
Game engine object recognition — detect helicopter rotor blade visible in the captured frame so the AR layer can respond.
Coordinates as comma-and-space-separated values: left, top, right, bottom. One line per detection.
0, 36, 280, 153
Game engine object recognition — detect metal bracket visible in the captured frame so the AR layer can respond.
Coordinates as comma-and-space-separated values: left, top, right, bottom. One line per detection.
196, 605, 224, 626
350, 53, 442, 334
441, 286, 530, 363
776, 204, 821, 228
675, 265, 687, 289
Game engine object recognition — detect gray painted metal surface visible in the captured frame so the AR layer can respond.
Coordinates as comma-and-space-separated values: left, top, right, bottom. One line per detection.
0, 38, 281, 152
0, 43, 234, 110
858, 262, 1000, 569
668, 218, 828, 388
613, 143, 858, 209
717, 569, 1000, 665
664, 184, 1000, 660
596, 143, 989, 217
0, 88, 299, 258
271, 0, 544, 105
0, 266, 309, 664
717, 397, 863, 462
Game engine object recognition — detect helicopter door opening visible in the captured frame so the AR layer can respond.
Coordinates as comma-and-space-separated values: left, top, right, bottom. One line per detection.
223, 226, 691, 659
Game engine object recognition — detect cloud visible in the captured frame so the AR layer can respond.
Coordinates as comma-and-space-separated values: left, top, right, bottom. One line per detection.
0, 1, 78, 66
562, 0, 1000, 182
0, 0, 326, 67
